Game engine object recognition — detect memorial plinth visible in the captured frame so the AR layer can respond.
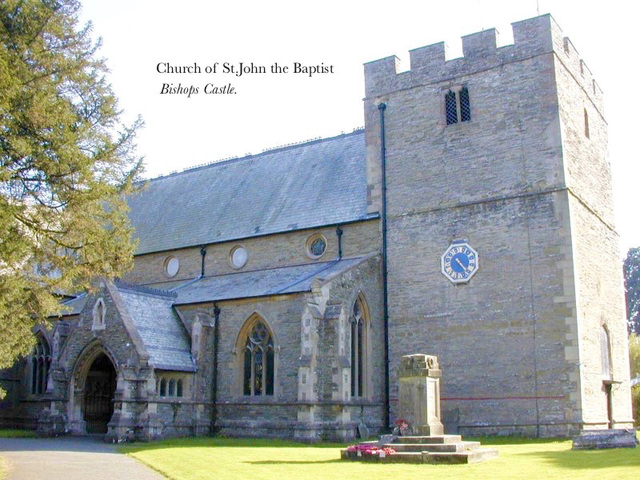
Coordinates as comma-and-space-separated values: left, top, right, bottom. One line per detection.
341, 354, 498, 464
397, 354, 444, 436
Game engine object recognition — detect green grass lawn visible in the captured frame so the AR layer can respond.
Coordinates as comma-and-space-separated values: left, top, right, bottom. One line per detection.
120, 434, 640, 480
0, 429, 35, 438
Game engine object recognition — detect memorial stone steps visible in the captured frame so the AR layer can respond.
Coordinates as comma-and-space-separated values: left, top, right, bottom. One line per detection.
341, 434, 499, 464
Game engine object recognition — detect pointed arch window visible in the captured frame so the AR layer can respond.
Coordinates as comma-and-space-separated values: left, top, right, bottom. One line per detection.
157, 375, 185, 398
350, 296, 369, 398
601, 326, 612, 381
177, 379, 183, 397
159, 378, 167, 396
584, 108, 590, 138
92, 298, 106, 331
243, 320, 274, 396
30, 336, 51, 395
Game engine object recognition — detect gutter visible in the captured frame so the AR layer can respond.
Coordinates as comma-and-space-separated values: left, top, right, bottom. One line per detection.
211, 303, 221, 435
378, 102, 391, 431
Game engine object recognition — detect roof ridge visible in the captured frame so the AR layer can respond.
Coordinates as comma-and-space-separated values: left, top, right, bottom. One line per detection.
114, 279, 178, 298
140, 128, 365, 184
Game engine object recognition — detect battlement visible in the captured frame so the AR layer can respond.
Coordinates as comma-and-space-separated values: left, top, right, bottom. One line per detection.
364, 14, 602, 111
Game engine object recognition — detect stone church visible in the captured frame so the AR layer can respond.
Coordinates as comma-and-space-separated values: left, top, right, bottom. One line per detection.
0, 14, 634, 441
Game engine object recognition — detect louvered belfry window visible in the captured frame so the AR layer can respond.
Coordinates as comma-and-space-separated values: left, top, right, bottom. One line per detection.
445, 86, 471, 125
445, 90, 458, 125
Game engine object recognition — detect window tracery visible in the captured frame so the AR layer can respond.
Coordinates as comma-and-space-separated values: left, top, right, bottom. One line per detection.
243, 320, 274, 396
350, 296, 369, 398
30, 336, 51, 395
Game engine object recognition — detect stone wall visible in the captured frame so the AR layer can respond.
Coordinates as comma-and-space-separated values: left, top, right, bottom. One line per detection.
364, 14, 632, 435
554, 47, 634, 428
123, 220, 380, 287
176, 254, 384, 441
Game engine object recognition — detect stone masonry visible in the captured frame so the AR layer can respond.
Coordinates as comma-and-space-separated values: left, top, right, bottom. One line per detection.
364, 14, 633, 436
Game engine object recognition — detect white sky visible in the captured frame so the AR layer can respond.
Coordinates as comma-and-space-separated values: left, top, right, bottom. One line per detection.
79, 0, 640, 254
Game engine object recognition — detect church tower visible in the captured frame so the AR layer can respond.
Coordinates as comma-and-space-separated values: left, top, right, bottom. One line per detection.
364, 14, 633, 436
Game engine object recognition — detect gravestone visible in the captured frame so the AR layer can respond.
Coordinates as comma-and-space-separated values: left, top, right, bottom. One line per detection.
572, 429, 638, 449
397, 354, 444, 436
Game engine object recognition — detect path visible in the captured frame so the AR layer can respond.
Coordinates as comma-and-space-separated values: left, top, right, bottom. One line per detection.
0, 436, 165, 480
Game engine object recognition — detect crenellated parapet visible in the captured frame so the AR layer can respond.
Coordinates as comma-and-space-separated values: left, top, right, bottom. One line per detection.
364, 14, 602, 111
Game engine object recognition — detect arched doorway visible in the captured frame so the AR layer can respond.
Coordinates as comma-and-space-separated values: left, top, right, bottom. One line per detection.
83, 353, 116, 434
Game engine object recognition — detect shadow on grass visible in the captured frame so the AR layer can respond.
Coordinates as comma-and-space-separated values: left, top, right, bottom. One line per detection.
247, 459, 344, 465
517, 446, 640, 470
120, 436, 346, 454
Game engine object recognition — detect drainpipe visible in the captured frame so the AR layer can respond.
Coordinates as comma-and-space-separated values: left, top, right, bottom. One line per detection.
211, 303, 220, 435
336, 226, 343, 260
379, 102, 391, 431
200, 246, 207, 277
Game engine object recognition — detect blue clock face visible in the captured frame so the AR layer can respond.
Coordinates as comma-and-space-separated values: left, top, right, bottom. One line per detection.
441, 243, 479, 283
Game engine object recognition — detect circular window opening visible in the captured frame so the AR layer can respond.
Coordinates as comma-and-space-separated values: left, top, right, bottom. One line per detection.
164, 256, 180, 278
230, 246, 248, 269
306, 234, 327, 259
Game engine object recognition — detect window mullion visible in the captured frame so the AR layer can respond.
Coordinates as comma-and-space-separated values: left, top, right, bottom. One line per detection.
250, 349, 256, 396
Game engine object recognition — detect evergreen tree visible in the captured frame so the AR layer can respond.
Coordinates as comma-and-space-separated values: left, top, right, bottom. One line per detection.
0, 0, 143, 380
624, 247, 640, 335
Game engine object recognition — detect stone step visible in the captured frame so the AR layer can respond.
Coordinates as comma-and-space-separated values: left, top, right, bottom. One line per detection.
340, 447, 499, 464
390, 441, 481, 453
424, 448, 499, 465
393, 435, 462, 444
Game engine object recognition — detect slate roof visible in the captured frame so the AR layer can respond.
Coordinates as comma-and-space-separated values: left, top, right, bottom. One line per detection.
170, 256, 369, 305
116, 285, 196, 372
127, 130, 370, 255
59, 293, 88, 316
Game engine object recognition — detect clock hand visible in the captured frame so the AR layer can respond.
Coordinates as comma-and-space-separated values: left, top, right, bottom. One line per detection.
455, 258, 467, 272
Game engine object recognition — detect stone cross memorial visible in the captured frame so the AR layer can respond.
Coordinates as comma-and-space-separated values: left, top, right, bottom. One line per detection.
397, 354, 444, 436
341, 353, 499, 464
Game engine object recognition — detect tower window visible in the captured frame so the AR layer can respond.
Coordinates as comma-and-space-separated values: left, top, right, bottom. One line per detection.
584, 109, 590, 138
601, 326, 612, 381
445, 86, 471, 125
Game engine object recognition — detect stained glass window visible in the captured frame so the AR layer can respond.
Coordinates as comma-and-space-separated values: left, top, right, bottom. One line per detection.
243, 320, 274, 396
350, 299, 367, 397
30, 336, 51, 395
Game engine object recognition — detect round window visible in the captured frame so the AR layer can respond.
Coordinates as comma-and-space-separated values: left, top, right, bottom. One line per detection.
306, 234, 327, 259
230, 246, 248, 269
164, 256, 180, 277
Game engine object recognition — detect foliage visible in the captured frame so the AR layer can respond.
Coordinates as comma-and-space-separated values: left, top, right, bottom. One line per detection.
0, 0, 143, 378
631, 334, 640, 426
630, 334, 640, 379
633, 386, 640, 427
623, 247, 640, 334
119, 435, 640, 480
